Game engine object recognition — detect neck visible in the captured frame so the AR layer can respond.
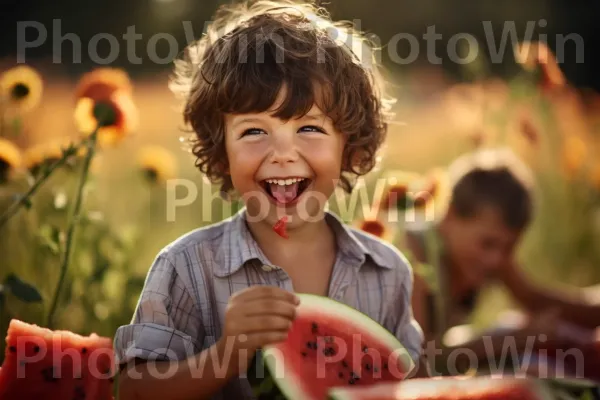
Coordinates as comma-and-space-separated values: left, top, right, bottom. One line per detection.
245, 210, 336, 266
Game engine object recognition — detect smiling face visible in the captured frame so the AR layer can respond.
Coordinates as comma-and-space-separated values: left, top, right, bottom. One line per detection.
224, 90, 346, 231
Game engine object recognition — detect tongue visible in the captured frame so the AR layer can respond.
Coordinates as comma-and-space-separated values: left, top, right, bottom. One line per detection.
270, 182, 299, 204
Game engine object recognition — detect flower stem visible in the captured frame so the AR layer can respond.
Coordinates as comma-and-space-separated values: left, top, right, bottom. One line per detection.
46, 130, 98, 329
0, 140, 89, 229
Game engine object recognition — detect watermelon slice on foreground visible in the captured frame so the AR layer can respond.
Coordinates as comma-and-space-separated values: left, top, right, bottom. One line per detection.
327, 376, 555, 400
0, 319, 115, 400
248, 293, 415, 400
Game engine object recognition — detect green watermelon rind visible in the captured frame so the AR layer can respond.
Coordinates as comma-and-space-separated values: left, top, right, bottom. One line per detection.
326, 376, 556, 400
261, 293, 416, 400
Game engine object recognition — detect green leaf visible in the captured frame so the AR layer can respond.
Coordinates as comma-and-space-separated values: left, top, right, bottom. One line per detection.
4, 274, 43, 303
38, 224, 62, 255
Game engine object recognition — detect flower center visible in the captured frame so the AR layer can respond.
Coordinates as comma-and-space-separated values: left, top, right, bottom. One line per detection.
144, 168, 159, 182
92, 102, 118, 127
11, 83, 30, 100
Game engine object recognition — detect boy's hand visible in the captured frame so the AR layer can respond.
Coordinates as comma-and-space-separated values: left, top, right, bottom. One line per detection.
219, 286, 299, 372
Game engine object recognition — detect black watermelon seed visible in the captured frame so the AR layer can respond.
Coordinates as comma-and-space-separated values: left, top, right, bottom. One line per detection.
41, 367, 59, 382
9, 346, 16, 353
109, 377, 114, 383
362, 346, 368, 353
365, 364, 371, 371
81, 347, 87, 354
301, 352, 307, 357
383, 363, 388, 369
374, 367, 379, 373
351, 372, 359, 380
33, 345, 40, 353
341, 360, 348, 368
338, 372, 343, 378
306, 342, 312, 349
349, 378, 355, 384
311, 341, 317, 349
311, 322, 318, 333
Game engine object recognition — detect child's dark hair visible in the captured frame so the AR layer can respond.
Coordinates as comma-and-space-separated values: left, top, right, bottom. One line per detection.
170, 0, 393, 197
447, 148, 535, 231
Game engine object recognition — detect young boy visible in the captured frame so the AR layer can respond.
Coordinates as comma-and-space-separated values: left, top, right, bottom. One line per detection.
406, 148, 600, 376
113, 1, 425, 399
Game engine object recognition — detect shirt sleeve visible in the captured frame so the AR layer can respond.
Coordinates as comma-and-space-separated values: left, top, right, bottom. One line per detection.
390, 252, 425, 368
113, 252, 204, 366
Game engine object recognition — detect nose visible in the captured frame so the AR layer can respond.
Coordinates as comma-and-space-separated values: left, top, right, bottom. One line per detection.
269, 127, 299, 165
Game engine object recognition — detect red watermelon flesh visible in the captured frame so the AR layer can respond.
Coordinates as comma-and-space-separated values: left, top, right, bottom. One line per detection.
0, 319, 115, 400
327, 376, 554, 400
260, 294, 415, 400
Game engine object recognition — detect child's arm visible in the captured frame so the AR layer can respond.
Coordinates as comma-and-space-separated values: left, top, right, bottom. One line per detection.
118, 339, 244, 400
501, 258, 600, 330
114, 253, 299, 400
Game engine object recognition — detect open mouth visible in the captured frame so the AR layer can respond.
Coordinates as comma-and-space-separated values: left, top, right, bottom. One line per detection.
261, 177, 312, 205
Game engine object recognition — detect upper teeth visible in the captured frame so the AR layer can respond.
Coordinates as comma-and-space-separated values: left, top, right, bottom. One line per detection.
265, 178, 305, 186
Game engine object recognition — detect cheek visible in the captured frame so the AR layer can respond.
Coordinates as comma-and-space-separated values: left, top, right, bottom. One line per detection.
305, 140, 343, 174
227, 143, 267, 180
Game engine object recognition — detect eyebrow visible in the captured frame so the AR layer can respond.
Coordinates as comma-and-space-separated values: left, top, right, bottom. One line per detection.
230, 112, 328, 129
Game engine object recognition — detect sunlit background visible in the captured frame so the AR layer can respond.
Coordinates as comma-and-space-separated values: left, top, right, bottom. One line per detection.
1, 0, 599, 370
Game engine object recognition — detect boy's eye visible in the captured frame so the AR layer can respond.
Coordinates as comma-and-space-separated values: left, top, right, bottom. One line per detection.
241, 128, 265, 137
299, 125, 326, 134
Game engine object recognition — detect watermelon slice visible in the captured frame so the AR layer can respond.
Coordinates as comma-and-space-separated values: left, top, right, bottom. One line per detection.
327, 376, 554, 400
0, 319, 115, 400
249, 294, 415, 400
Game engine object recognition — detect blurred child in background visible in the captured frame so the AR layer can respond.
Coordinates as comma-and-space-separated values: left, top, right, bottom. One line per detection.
406, 148, 600, 377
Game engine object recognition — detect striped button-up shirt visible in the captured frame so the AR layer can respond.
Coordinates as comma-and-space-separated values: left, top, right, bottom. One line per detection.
113, 208, 424, 399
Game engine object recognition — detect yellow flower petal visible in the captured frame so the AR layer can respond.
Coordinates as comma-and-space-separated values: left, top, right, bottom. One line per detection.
137, 145, 178, 183
0, 65, 43, 113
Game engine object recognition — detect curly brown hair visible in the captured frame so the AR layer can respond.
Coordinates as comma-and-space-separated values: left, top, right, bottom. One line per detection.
170, 0, 393, 198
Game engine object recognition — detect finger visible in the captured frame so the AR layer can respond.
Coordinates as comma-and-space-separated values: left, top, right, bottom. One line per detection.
240, 315, 293, 334
246, 331, 289, 349
244, 299, 297, 320
231, 286, 300, 305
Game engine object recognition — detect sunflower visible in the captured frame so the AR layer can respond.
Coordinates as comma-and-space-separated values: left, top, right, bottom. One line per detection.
74, 90, 138, 147
378, 169, 422, 211
354, 218, 393, 242
0, 65, 43, 113
0, 138, 22, 182
515, 41, 566, 92
74, 67, 132, 101
405, 168, 451, 227
137, 145, 178, 184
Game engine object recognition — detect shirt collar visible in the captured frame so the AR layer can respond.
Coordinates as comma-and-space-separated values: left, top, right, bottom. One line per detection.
213, 208, 391, 277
